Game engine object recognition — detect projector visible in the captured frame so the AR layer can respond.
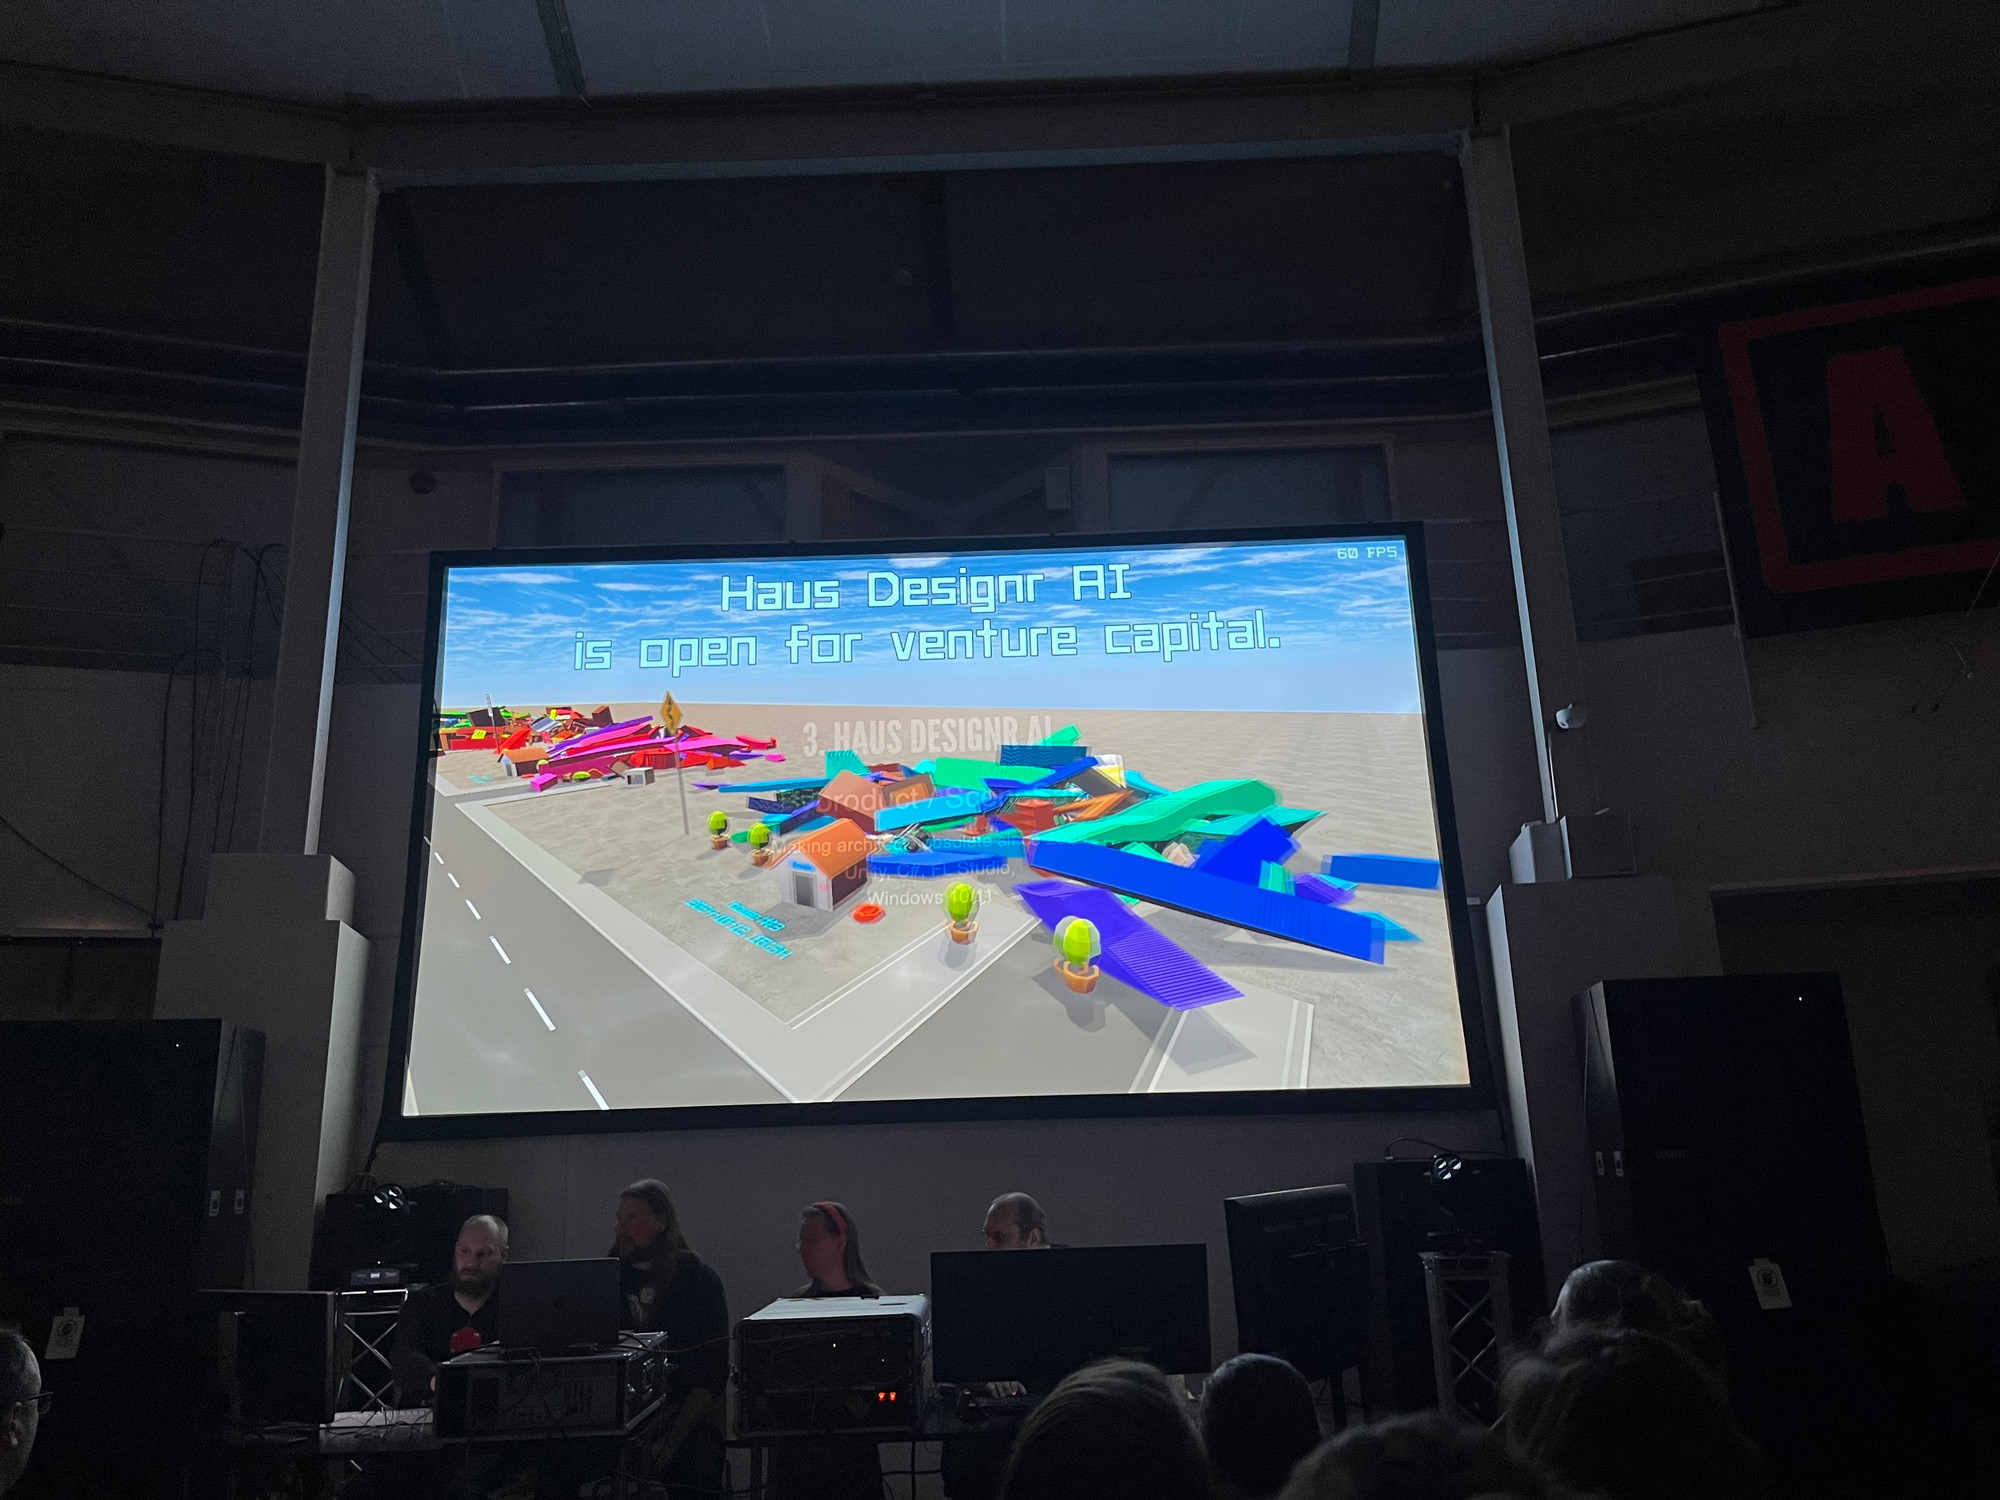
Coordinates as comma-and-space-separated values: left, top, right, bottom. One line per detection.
734, 1295, 929, 1437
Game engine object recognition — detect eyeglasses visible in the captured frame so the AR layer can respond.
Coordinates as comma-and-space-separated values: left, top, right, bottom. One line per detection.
11, 1393, 52, 1416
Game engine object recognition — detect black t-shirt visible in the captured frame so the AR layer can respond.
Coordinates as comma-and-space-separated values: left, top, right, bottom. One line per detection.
389, 1281, 501, 1406
622, 1252, 730, 1398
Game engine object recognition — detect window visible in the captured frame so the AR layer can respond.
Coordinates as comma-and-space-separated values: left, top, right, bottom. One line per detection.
1108, 448, 1390, 532
1553, 411, 1733, 641
497, 466, 787, 548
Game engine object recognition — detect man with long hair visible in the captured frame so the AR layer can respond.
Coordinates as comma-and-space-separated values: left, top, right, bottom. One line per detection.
610, 1181, 729, 1497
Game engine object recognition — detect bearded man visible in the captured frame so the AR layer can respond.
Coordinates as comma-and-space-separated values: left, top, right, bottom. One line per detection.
388, 1213, 508, 1404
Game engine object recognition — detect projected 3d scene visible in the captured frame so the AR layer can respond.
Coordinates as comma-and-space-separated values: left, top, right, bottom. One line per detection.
399, 533, 1472, 1119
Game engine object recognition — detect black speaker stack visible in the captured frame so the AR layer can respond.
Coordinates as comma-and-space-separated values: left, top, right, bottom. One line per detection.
310, 1180, 509, 1290
0, 1019, 264, 1499
1581, 973, 1946, 1499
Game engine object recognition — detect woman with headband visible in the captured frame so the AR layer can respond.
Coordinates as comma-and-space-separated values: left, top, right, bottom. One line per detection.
770, 1201, 887, 1500
793, 1200, 884, 1299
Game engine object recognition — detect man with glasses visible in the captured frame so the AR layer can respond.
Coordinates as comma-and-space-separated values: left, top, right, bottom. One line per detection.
0, 1325, 41, 1496
981, 1193, 1051, 1251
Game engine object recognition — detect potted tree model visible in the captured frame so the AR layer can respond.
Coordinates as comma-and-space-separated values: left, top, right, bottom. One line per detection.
1053, 916, 1101, 993
748, 822, 773, 866
708, 809, 730, 851
945, 881, 979, 944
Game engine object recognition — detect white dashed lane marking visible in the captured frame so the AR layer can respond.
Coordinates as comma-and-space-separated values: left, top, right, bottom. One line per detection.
578, 1071, 610, 1110
525, 990, 555, 1031
490, 936, 511, 964
465, 899, 482, 920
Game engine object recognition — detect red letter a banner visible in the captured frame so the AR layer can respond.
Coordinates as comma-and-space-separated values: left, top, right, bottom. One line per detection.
1826, 346, 1966, 522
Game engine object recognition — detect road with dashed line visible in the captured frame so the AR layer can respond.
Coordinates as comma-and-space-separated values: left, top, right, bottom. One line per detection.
405, 788, 784, 1116
407, 780, 1310, 1115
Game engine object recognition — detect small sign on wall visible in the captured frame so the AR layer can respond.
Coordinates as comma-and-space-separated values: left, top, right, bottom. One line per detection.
1701, 272, 2000, 635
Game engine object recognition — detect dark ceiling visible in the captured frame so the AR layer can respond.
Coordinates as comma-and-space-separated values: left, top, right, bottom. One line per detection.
0, 49, 1995, 448
0, 131, 1494, 441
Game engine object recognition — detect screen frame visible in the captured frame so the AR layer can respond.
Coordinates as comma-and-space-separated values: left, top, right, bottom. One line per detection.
378, 522, 1495, 1142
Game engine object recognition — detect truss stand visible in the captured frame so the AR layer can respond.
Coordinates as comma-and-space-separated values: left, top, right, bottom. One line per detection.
336, 1286, 409, 1413
1420, 1251, 1513, 1426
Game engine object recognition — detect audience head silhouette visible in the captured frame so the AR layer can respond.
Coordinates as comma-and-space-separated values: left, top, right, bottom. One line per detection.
1202, 1353, 1322, 1499
1552, 1259, 1727, 1387
1503, 1326, 1766, 1500
0, 1326, 40, 1497
1280, 1411, 1555, 1500
999, 1359, 1207, 1500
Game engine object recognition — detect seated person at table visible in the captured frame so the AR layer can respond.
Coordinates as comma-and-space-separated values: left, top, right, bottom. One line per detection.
610, 1179, 729, 1495
771, 1202, 885, 1500
390, 1214, 507, 1404
944, 1193, 1051, 1498
792, 1200, 883, 1298
982, 1193, 1050, 1251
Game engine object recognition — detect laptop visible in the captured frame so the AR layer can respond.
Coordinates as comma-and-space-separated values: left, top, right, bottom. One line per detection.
495, 1258, 623, 1352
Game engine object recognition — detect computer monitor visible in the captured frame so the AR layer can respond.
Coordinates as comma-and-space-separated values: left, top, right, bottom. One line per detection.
496, 1258, 622, 1352
930, 1244, 1210, 1386
1223, 1184, 1367, 1380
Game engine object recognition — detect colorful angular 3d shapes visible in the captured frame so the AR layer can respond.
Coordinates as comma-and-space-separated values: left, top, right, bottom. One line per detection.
999, 743, 1090, 767
1040, 725, 1083, 746
1189, 815, 1297, 884
1184, 807, 1324, 840
874, 787, 1000, 833
1294, 873, 1357, 906
1034, 778, 1278, 848
550, 716, 654, 755
1015, 878, 1241, 1008
1058, 791, 1138, 824
748, 787, 821, 814
882, 774, 938, 807
1258, 862, 1294, 894
1322, 854, 1443, 889
703, 775, 829, 793
992, 798, 1061, 836
818, 768, 897, 833
928, 757, 1023, 791
824, 749, 868, 776
1026, 838, 1387, 964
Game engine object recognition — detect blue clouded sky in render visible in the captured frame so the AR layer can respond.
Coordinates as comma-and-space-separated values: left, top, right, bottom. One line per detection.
438, 537, 1426, 713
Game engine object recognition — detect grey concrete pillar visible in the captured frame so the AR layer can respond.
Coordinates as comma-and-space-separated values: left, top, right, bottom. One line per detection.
1461, 129, 1592, 828
260, 167, 377, 855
